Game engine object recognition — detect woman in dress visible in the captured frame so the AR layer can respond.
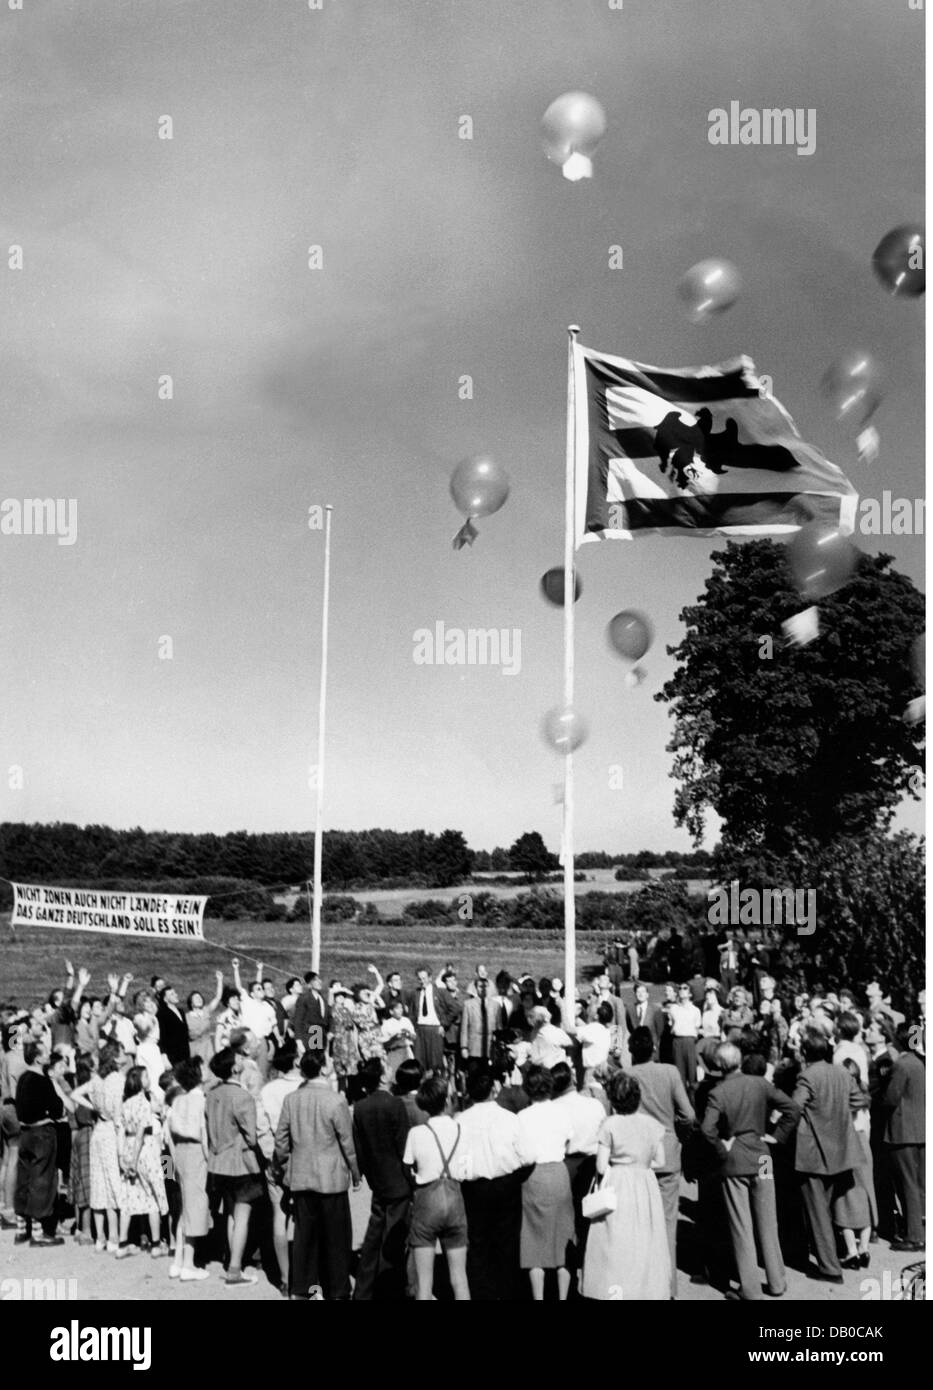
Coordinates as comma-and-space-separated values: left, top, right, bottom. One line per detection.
581, 1070, 670, 1301
833, 1058, 877, 1270
351, 985, 384, 1066
213, 988, 243, 1056
67, 1055, 96, 1244
164, 1058, 210, 1281
115, 1065, 168, 1258
514, 1064, 575, 1300
71, 1039, 126, 1252
186, 972, 224, 1065
329, 989, 360, 1094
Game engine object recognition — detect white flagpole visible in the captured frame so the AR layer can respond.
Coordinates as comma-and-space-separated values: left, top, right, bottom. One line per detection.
311, 504, 333, 975
562, 326, 580, 1027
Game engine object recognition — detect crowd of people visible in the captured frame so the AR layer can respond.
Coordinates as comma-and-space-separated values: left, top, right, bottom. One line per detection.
0, 941, 924, 1300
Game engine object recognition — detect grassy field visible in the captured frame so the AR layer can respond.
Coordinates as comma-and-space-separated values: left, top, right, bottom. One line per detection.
0, 915, 616, 1007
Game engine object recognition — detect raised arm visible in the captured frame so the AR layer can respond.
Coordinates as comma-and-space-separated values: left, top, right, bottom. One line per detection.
206, 971, 224, 1014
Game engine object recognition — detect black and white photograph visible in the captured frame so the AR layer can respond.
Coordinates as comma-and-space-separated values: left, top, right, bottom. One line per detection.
0, 0, 926, 1364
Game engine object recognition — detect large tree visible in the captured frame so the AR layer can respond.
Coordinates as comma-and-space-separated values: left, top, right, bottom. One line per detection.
508, 831, 559, 879
657, 542, 924, 864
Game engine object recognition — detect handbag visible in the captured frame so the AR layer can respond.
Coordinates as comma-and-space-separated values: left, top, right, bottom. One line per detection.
582, 1174, 617, 1220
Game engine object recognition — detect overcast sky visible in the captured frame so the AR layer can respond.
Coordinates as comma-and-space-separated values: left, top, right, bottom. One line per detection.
0, 0, 924, 853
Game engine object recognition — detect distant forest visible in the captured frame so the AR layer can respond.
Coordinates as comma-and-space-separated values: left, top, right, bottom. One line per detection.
0, 822, 712, 895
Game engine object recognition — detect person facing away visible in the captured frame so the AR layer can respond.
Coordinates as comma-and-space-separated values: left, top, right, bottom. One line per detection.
701, 1041, 799, 1301
352, 1057, 413, 1301
628, 1025, 697, 1298
274, 1050, 360, 1301
792, 1027, 868, 1283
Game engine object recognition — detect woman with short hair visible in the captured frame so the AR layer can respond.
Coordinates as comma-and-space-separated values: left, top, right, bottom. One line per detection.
115, 1065, 168, 1258
581, 1070, 670, 1301
165, 1058, 210, 1281
514, 1064, 575, 1300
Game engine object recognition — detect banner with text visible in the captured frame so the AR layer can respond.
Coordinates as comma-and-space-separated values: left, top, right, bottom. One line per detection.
11, 883, 207, 941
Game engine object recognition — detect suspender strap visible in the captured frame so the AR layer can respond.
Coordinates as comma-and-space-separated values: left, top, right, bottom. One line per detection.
427, 1121, 460, 1179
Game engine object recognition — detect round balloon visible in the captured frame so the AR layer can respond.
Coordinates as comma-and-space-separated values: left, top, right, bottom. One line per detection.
541, 705, 588, 755
677, 259, 742, 322
607, 610, 653, 662
912, 632, 925, 690
820, 352, 883, 429
449, 455, 510, 519
541, 92, 607, 179
540, 567, 582, 606
786, 522, 859, 600
872, 225, 925, 298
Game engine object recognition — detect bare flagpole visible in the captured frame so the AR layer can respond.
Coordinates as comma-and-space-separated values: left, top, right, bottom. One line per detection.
310, 504, 333, 975
562, 326, 580, 1026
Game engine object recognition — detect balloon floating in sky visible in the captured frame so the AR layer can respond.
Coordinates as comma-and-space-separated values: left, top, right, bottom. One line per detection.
677, 258, 742, 322
540, 567, 582, 606
541, 705, 589, 755
607, 609, 653, 662
912, 632, 925, 690
450, 455, 510, 549
872, 225, 925, 298
541, 92, 607, 181
450, 455, 510, 518
786, 522, 859, 601
820, 352, 883, 430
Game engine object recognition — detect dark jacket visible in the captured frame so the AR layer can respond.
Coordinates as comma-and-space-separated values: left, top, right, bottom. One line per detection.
292, 989, 330, 1053
701, 1071, 799, 1177
352, 1090, 411, 1200
882, 1049, 925, 1145
436, 990, 464, 1048
157, 1002, 190, 1066
625, 1000, 665, 1056
792, 1061, 867, 1176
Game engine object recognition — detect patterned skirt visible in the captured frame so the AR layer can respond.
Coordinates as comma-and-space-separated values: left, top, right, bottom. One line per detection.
89, 1120, 123, 1211
68, 1125, 93, 1209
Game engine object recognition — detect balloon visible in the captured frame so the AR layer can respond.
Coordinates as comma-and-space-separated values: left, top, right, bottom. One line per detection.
912, 633, 924, 690
820, 352, 883, 429
786, 522, 859, 600
872, 224, 925, 298
677, 259, 742, 322
449, 455, 510, 519
540, 567, 582, 606
541, 92, 607, 181
541, 705, 589, 755
607, 610, 653, 662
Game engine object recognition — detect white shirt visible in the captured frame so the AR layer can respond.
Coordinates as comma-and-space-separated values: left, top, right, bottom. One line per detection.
457, 1101, 521, 1180
241, 995, 277, 1040
529, 1023, 571, 1069
669, 1002, 702, 1038
414, 985, 440, 1027
555, 1090, 605, 1155
576, 1021, 611, 1070
403, 1116, 466, 1183
260, 1074, 302, 1135
515, 1100, 574, 1165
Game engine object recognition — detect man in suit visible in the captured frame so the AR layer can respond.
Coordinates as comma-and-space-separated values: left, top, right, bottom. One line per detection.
156, 984, 190, 1066
882, 1022, 925, 1250
352, 1059, 413, 1300
435, 971, 464, 1078
793, 1027, 869, 1282
719, 934, 740, 996
625, 983, 664, 1058
460, 979, 500, 1075
630, 1025, 697, 1297
404, 968, 445, 1073
274, 1050, 360, 1300
701, 1041, 799, 1300
291, 972, 330, 1055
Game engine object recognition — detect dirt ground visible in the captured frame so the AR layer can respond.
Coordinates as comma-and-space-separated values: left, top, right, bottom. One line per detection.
1, 1179, 921, 1303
